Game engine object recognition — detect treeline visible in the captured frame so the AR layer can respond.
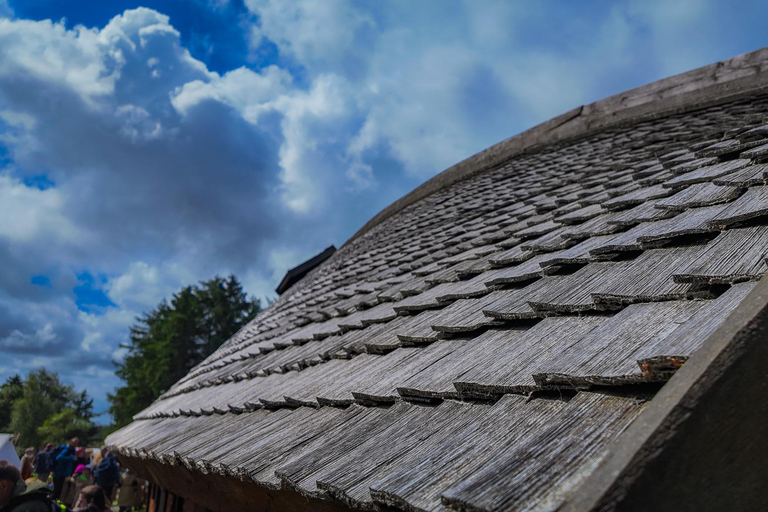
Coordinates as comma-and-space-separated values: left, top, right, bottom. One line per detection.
0, 275, 259, 447
107, 275, 261, 427
0, 369, 97, 450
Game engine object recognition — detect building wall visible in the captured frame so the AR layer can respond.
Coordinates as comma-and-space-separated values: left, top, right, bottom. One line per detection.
120, 455, 360, 512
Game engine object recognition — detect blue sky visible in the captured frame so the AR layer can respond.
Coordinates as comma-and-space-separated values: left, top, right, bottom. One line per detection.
0, 0, 767, 423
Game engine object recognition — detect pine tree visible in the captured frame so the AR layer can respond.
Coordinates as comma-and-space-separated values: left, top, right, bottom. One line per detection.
108, 274, 260, 427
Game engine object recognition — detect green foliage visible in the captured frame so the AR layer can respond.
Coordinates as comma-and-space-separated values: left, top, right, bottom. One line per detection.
108, 275, 260, 428
1, 370, 96, 451
37, 407, 96, 444
0, 375, 24, 430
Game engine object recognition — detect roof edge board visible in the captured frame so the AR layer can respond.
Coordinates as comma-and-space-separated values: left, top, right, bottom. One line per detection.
345, 46, 768, 246
561, 273, 768, 511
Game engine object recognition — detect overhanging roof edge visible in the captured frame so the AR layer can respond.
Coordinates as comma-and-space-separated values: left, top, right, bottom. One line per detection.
561, 273, 768, 511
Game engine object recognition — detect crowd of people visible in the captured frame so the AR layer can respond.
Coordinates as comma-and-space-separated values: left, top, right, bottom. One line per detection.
0, 438, 146, 512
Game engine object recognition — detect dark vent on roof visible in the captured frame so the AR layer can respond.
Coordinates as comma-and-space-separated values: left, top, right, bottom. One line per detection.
275, 246, 336, 295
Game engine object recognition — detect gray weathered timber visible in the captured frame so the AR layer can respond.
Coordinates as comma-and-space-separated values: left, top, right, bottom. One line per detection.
590, 245, 712, 306
591, 205, 725, 254
488, 243, 534, 266
481, 277, 568, 320
709, 184, 768, 226
668, 156, 719, 175
673, 226, 768, 283
603, 184, 673, 211
440, 393, 644, 512
453, 317, 608, 395
740, 140, 768, 158
606, 201, 676, 227
662, 159, 751, 188
347, 47, 768, 244
653, 182, 743, 210
520, 226, 577, 252
696, 138, 764, 157
633, 282, 756, 365
428, 291, 506, 333
536, 235, 619, 267
535, 300, 705, 387
515, 219, 560, 239
524, 265, 622, 314
712, 163, 768, 186
555, 204, 605, 225
111, 393, 643, 512
560, 212, 624, 239
562, 277, 768, 512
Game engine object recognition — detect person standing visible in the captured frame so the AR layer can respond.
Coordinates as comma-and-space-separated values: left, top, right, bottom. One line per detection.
18, 449, 34, 482
51, 437, 79, 500
32, 444, 53, 484
0, 461, 51, 512
117, 469, 143, 512
93, 448, 118, 505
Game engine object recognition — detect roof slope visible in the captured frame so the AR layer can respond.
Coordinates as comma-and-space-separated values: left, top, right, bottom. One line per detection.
107, 55, 768, 511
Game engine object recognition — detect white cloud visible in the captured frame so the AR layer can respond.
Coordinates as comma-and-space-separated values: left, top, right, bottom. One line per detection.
172, 64, 356, 212
107, 261, 197, 311
239, 1, 618, 188
272, 73, 354, 212
0, 173, 78, 243
0, 18, 115, 105
245, 0, 375, 68
0, 8, 285, 415
171, 65, 291, 122
115, 104, 165, 142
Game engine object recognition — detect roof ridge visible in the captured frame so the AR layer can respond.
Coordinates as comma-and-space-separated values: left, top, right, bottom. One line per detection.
345, 46, 768, 245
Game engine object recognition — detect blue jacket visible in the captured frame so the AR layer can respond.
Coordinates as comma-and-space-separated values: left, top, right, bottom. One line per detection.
52, 444, 76, 478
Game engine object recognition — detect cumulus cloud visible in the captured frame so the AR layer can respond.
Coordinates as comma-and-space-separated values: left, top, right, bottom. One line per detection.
246, 0, 376, 70
0, 17, 116, 104
239, 0, 733, 189
171, 65, 291, 121
0, 8, 288, 413
0, 173, 77, 243
107, 261, 197, 312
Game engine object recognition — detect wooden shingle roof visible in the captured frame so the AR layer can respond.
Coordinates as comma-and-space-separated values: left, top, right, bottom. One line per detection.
106, 49, 768, 511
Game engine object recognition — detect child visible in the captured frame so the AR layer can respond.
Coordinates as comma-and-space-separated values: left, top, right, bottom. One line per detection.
63, 464, 94, 508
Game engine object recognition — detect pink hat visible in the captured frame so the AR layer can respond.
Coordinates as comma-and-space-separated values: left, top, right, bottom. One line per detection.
74, 464, 87, 475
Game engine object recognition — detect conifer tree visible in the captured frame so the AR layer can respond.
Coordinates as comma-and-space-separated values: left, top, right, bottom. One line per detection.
108, 275, 260, 427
